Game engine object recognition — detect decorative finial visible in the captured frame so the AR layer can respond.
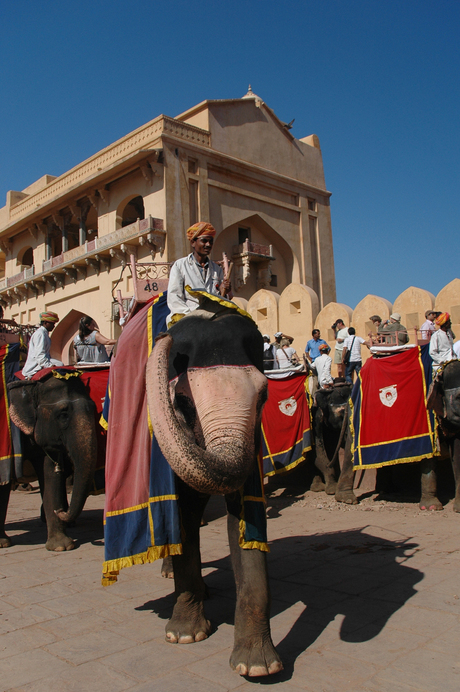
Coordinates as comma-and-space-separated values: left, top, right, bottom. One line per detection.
242, 84, 261, 101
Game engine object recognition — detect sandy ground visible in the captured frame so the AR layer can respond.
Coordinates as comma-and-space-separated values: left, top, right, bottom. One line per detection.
1, 473, 459, 692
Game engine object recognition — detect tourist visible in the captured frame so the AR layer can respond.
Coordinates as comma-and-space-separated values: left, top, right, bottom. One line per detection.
332, 319, 348, 377
305, 329, 328, 362
419, 310, 436, 340
74, 316, 116, 363
342, 328, 370, 384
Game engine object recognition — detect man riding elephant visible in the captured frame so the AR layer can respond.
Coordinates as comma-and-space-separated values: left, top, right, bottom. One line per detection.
22, 311, 63, 379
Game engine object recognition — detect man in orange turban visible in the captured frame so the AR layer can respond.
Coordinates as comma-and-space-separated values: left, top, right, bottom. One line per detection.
167, 222, 231, 325
429, 312, 455, 372
23, 311, 63, 378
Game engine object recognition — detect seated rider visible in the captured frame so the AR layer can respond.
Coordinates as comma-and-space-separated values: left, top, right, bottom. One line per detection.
166, 222, 231, 326
22, 312, 64, 379
74, 315, 116, 363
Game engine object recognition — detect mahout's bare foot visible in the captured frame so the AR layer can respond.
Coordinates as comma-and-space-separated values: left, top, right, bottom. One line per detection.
45, 534, 75, 551
335, 488, 358, 505
230, 635, 283, 677
165, 592, 211, 644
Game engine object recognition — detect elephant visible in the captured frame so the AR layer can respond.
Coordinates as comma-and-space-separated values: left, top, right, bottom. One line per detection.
2, 373, 98, 551
335, 360, 460, 512
310, 384, 352, 495
144, 299, 283, 676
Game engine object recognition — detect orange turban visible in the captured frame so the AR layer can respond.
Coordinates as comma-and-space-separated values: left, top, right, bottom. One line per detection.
40, 311, 59, 323
435, 312, 450, 326
186, 222, 216, 242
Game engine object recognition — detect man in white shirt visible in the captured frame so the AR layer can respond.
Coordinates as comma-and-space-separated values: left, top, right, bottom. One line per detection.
166, 222, 231, 326
310, 344, 334, 388
419, 310, 436, 341
453, 340, 460, 359
332, 319, 348, 377
429, 312, 455, 372
22, 312, 63, 379
342, 328, 370, 384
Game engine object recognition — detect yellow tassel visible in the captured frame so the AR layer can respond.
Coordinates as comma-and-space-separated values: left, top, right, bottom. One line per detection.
52, 369, 82, 380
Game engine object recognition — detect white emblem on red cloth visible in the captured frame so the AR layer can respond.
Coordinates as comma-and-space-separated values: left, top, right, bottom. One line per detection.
379, 385, 398, 407
278, 397, 297, 416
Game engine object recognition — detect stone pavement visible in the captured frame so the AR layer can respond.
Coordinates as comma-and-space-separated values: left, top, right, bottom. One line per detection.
1, 475, 460, 692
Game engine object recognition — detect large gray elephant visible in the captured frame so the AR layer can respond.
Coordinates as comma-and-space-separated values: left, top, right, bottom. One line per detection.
2, 374, 98, 550
144, 300, 283, 677
335, 360, 460, 512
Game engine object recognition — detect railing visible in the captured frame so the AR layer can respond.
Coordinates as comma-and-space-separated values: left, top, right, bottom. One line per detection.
232, 239, 273, 257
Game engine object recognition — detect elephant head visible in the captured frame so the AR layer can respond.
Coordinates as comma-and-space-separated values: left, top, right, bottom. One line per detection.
146, 307, 267, 495
441, 360, 460, 430
315, 384, 352, 431
8, 375, 97, 523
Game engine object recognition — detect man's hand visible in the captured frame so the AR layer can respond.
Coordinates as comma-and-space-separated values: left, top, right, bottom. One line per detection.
220, 279, 231, 296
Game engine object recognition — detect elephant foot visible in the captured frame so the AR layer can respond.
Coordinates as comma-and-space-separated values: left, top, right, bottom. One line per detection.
0, 533, 12, 548
310, 475, 325, 492
45, 534, 75, 551
230, 636, 283, 677
419, 496, 443, 511
165, 592, 211, 644
325, 478, 338, 495
335, 488, 358, 505
161, 555, 174, 579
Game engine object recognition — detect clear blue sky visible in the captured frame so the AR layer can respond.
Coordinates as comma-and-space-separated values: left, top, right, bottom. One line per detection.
1, 0, 459, 309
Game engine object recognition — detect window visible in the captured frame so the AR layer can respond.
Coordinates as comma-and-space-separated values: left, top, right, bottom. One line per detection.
238, 227, 251, 245
22, 248, 34, 267
270, 274, 278, 287
121, 196, 145, 227
308, 198, 316, 211
188, 158, 197, 174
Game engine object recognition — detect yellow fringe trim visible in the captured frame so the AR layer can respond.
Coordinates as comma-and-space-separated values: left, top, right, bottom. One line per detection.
185, 286, 254, 323
99, 414, 108, 431
52, 369, 82, 380
264, 453, 309, 477
102, 542, 183, 586
353, 451, 437, 470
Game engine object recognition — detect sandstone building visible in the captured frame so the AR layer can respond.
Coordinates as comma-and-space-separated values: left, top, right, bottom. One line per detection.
0, 88, 336, 362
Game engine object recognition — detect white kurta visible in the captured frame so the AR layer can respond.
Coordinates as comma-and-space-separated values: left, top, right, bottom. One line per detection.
22, 326, 53, 378
311, 353, 334, 387
166, 254, 224, 325
429, 329, 455, 367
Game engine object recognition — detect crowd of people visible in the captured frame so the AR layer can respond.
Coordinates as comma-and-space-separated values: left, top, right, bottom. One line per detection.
11, 220, 460, 392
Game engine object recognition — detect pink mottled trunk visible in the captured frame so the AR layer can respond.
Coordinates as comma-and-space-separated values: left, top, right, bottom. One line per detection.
146, 334, 267, 495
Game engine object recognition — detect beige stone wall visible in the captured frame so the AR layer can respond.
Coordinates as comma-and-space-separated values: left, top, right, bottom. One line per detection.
247, 289, 280, 339
278, 283, 319, 350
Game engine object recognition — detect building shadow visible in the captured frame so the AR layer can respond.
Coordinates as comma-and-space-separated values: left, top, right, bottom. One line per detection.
138, 527, 423, 682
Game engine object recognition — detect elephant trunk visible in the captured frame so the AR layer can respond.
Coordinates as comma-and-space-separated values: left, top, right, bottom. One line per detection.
54, 404, 97, 523
146, 333, 267, 495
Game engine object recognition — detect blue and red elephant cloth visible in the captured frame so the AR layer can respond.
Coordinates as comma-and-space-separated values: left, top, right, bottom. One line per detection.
101, 293, 313, 585
349, 344, 436, 469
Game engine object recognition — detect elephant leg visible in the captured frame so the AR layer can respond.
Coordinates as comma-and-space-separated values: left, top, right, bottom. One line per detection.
335, 428, 358, 504
166, 483, 210, 644
0, 482, 12, 547
314, 415, 337, 495
420, 457, 443, 510
449, 437, 460, 513
42, 454, 75, 551
227, 506, 283, 677
161, 555, 174, 579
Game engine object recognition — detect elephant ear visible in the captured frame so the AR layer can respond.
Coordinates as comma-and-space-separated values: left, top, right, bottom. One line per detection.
315, 389, 330, 412
8, 380, 38, 436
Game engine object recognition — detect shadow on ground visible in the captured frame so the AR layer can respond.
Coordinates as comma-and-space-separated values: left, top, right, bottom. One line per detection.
138, 528, 423, 682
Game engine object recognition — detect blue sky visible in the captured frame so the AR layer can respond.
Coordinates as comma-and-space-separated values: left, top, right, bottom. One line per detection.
1, 0, 459, 308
